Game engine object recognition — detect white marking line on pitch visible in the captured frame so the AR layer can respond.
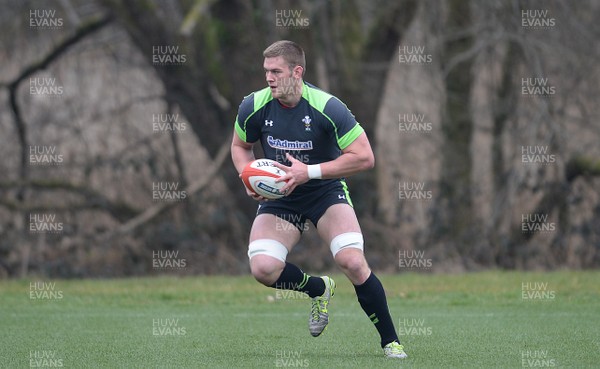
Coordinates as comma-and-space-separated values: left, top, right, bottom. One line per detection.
233, 312, 358, 317
417, 311, 585, 318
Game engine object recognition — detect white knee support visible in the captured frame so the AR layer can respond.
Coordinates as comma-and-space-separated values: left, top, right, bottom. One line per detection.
248, 239, 289, 263
330, 232, 364, 257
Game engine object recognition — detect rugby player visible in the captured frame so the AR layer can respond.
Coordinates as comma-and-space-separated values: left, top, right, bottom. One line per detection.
231, 40, 407, 359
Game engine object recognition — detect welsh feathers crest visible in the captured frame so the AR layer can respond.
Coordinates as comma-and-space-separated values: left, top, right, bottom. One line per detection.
302, 115, 312, 131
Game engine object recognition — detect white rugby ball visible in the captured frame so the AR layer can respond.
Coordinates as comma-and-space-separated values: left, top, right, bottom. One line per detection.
241, 159, 287, 199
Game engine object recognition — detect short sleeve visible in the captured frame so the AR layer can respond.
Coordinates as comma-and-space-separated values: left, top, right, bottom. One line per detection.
234, 93, 261, 143
322, 97, 364, 150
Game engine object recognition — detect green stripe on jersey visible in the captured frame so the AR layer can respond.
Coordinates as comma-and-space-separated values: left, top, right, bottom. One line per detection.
253, 87, 273, 112
235, 87, 272, 143
234, 117, 246, 141
301, 82, 332, 112
338, 124, 364, 150
302, 83, 363, 149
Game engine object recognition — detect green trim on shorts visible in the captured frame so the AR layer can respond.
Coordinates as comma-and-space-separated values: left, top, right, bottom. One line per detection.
340, 179, 353, 207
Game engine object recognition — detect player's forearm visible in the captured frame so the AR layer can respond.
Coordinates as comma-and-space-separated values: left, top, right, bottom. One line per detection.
314, 131, 375, 180
319, 151, 375, 179
231, 144, 255, 174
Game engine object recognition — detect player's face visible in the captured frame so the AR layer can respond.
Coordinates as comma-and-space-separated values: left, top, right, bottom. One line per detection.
264, 56, 301, 99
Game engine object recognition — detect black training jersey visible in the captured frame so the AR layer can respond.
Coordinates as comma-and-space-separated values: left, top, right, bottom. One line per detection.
234, 82, 364, 195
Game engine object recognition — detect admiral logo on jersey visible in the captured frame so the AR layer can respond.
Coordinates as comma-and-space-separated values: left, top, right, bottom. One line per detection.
267, 136, 313, 150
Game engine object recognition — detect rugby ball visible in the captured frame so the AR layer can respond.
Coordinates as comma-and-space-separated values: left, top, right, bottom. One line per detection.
241, 159, 287, 199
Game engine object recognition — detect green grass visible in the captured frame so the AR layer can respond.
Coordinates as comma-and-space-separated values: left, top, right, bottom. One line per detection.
1, 271, 599, 368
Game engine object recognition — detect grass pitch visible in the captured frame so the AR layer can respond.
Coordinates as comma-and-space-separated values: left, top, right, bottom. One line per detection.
1, 271, 599, 368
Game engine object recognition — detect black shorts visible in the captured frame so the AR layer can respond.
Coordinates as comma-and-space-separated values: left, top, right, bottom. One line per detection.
256, 179, 353, 232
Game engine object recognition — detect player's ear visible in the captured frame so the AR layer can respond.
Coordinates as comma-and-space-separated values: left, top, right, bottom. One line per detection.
293, 65, 304, 79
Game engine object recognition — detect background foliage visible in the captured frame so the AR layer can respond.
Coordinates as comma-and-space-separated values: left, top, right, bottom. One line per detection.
0, 0, 599, 277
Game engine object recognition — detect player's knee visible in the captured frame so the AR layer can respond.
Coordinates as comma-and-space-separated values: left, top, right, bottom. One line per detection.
330, 232, 368, 277
335, 250, 367, 275
248, 239, 288, 286
250, 256, 283, 285
249, 256, 282, 283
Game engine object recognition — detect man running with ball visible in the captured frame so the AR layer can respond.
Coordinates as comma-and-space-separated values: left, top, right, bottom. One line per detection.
231, 40, 407, 359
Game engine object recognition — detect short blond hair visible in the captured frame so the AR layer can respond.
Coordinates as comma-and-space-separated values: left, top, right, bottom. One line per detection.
263, 40, 305, 75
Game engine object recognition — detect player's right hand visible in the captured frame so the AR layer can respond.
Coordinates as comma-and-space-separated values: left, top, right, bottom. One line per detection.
240, 173, 269, 201
245, 186, 269, 201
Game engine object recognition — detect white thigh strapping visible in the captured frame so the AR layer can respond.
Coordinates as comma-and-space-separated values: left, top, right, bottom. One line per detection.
248, 239, 289, 263
330, 232, 364, 257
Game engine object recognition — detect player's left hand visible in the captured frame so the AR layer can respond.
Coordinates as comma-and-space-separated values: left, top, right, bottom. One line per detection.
273, 153, 309, 195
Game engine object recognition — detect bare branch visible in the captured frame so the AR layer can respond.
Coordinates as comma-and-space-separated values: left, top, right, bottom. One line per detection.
98, 138, 231, 241
0, 180, 138, 221
7, 14, 113, 88
4, 14, 113, 202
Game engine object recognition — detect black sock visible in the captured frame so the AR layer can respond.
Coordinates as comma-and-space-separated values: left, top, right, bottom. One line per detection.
270, 262, 325, 298
353, 272, 400, 348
